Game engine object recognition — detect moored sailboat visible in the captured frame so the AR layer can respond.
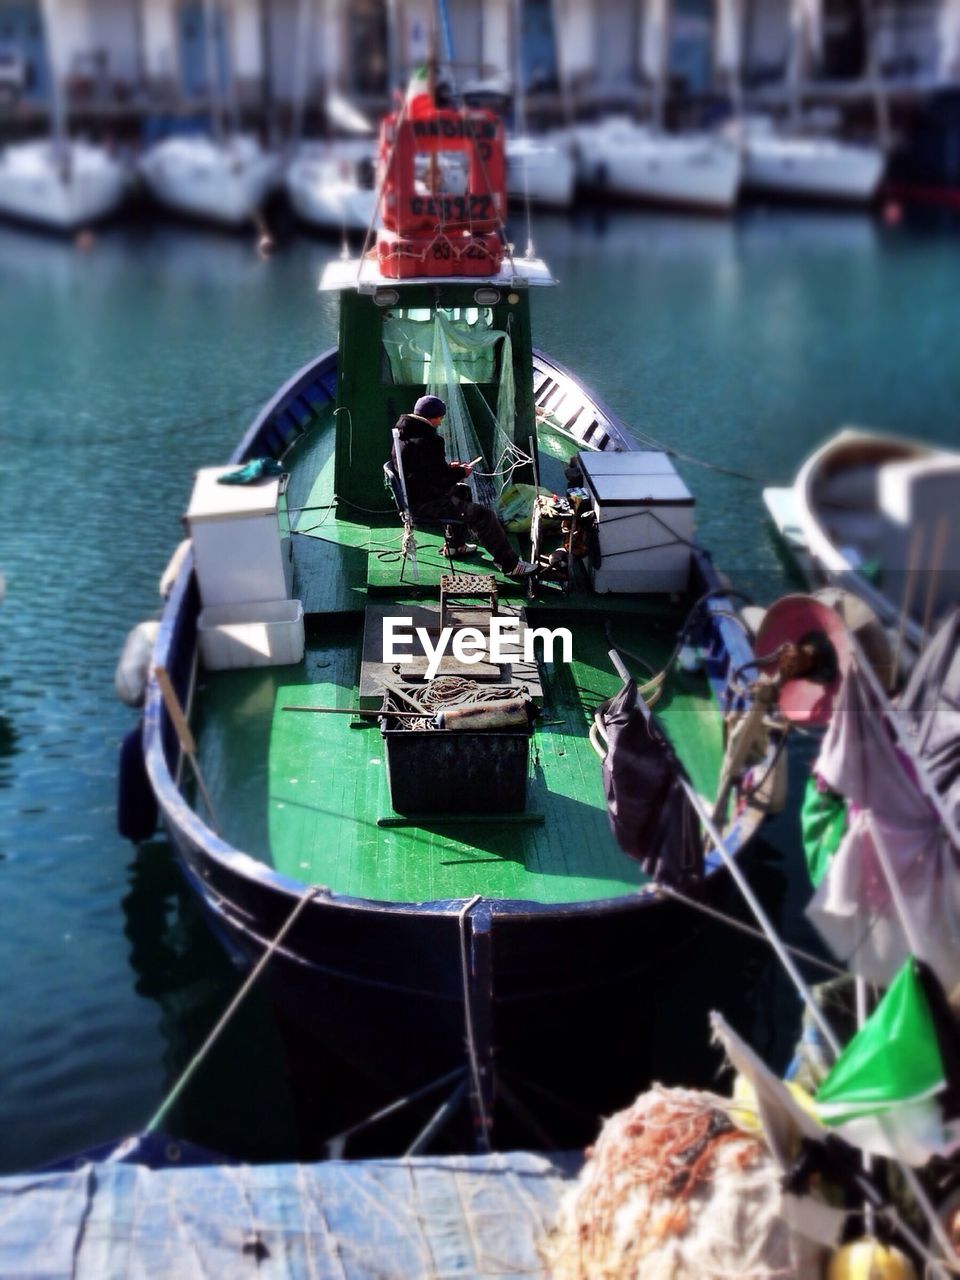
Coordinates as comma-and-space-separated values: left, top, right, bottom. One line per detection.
139, 134, 281, 229
138, 1, 279, 229
0, 1, 128, 233
736, 0, 886, 203
285, 141, 378, 235
568, 0, 740, 213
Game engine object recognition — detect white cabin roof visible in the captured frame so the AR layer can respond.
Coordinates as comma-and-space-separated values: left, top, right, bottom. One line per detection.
319, 254, 556, 293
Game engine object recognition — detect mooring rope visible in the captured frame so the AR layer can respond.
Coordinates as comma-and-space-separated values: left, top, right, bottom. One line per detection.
144, 884, 321, 1135
458, 893, 491, 1152
655, 883, 846, 978
323, 1066, 467, 1158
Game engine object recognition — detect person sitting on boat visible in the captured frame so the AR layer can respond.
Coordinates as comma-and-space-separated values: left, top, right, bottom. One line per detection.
393, 395, 537, 578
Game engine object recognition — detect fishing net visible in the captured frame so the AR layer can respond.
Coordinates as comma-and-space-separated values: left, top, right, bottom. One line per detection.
383, 307, 527, 506
542, 1086, 825, 1280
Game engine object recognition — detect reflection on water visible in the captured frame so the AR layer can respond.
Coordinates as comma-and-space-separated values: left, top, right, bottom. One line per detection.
1, 209, 957, 1170
120, 839, 297, 1162
0, 675, 21, 798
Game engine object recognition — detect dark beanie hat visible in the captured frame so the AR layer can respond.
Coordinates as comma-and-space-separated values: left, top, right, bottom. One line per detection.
414, 395, 446, 419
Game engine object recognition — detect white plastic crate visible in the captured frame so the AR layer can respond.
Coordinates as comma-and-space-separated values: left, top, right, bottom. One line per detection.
198, 598, 305, 670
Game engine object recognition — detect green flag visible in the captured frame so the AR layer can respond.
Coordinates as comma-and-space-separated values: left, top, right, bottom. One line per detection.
814, 958, 960, 1164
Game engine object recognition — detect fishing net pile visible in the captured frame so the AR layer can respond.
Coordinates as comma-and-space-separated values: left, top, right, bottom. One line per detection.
542, 1085, 825, 1279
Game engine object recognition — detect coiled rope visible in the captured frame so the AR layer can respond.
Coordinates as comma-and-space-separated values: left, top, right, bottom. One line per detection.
387, 677, 520, 731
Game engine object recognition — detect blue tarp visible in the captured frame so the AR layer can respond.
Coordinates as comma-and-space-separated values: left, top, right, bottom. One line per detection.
0, 1151, 579, 1279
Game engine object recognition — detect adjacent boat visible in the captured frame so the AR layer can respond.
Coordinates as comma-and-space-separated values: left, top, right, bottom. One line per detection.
285, 141, 377, 235
570, 118, 741, 213
0, 1, 127, 232
129, 89, 784, 1150
139, 135, 281, 229
505, 134, 576, 209
764, 428, 960, 662
738, 117, 885, 205
0, 139, 129, 232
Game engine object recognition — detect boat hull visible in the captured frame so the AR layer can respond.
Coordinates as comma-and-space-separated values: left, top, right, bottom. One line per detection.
155, 684, 757, 1144
506, 140, 576, 208
0, 142, 128, 231
743, 140, 884, 203
140, 138, 281, 227
285, 166, 376, 232
573, 128, 740, 211
776, 428, 955, 658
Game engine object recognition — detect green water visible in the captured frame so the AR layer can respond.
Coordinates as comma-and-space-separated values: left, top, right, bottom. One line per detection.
0, 208, 957, 1172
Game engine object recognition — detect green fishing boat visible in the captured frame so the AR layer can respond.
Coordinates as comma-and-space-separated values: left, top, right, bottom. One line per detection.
128, 89, 785, 1152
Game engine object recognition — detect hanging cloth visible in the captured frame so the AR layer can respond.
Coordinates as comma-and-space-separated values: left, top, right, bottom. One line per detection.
898, 607, 960, 828
806, 666, 960, 991
599, 679, 703, 892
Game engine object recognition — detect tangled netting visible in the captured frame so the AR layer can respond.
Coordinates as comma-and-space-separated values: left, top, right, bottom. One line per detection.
542, 1086, 825, 1280
386, 677, 519, 731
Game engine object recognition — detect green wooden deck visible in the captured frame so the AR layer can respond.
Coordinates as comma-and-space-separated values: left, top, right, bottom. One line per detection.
192, 415, 725, 908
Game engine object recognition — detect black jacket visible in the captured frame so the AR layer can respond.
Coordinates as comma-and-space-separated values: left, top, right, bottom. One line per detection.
392, 414, 466, 510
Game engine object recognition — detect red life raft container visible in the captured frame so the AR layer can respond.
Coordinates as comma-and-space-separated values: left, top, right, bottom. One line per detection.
376, 97, 506, 277
377, 228, 503, 279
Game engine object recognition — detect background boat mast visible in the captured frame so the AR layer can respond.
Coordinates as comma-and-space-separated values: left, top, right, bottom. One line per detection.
641, 0, 669, 129
512, 0, 528, 136
786, 0, 820, 129
203, 0, 226, 142
549, 0, 577, 124
714, 0, 743, 121
859, 0, 891, 149
39, 0, 68, 156
291, 0, 315, 144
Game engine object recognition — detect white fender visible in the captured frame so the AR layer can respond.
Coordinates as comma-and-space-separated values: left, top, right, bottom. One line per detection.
115, 620, 159, 708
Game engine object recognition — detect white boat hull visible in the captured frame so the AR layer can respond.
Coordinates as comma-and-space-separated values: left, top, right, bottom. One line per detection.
506, 139, 576, 208
743, 139, 885, 203
140, 137, 281, 227
574, 126, 740, 211
285, 158, 376, 233
785, 428, 960, 654
0, 141, 128, 231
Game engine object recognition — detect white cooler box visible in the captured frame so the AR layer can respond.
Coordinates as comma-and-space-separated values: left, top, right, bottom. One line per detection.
579, 450, 694, 594
186, 466, 293, 608
198, 599, 305, 670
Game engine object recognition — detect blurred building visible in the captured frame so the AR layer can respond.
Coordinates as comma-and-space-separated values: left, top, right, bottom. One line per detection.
0, 0, 955, 132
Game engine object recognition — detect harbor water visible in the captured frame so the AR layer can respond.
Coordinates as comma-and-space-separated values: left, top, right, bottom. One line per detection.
1, 208, 959, 1174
